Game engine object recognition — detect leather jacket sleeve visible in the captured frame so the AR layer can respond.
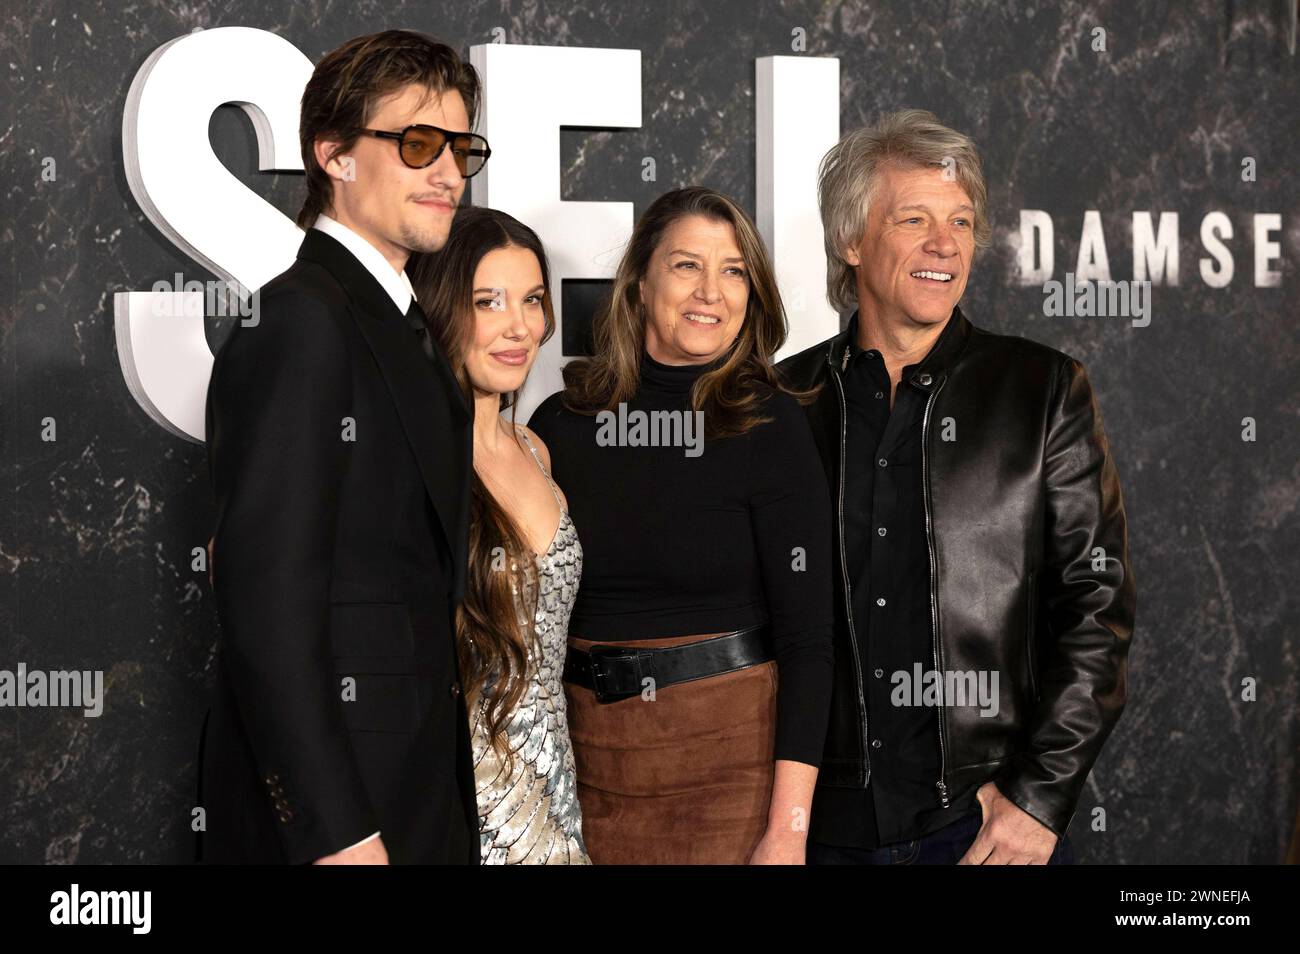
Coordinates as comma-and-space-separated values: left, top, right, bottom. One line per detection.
994, 357, 1136, 836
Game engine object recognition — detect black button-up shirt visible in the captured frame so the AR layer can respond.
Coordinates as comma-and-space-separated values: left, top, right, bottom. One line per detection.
810, 310, 976, 849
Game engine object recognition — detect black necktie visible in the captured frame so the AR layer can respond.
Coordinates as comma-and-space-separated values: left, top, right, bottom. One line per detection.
403, 297, 468, 418
404, 299, 434, 361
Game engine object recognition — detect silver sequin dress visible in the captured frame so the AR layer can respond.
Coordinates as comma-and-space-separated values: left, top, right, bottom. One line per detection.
468, 427, 591, 864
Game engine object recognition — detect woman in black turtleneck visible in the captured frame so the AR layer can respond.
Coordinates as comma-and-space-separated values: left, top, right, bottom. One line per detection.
528, 187, 833, 864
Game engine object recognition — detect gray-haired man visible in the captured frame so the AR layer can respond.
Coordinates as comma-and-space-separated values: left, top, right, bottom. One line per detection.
779, 109, 1135, 864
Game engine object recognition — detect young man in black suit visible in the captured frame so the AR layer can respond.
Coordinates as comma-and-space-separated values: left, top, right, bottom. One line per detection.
198, 30, 491, 865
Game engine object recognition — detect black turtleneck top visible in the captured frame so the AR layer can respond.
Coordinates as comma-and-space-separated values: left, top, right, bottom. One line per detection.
528, 351, 834, 766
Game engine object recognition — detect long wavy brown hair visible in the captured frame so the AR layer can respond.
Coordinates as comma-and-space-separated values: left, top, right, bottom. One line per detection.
559, 186, 818, 437
408, 207, 556, 767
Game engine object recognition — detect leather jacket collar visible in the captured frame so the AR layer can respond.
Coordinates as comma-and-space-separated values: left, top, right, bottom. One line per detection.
825, 306, 974, 395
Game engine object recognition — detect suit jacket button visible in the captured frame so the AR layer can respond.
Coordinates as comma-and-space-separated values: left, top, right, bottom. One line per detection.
278, 810, 293, 822
450, 681, 461, 698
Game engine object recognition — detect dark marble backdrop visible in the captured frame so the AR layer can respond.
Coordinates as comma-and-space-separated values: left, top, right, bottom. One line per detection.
1, 0, 1296, 863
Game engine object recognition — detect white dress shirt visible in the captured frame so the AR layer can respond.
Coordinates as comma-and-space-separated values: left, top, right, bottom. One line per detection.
312, 212, 417, 313
308, 212, 417, 855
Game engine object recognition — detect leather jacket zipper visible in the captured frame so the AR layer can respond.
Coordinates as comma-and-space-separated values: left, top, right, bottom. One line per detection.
830, 355, 871, 786
1026, 569, 1040, 701
920, 375, 950, 808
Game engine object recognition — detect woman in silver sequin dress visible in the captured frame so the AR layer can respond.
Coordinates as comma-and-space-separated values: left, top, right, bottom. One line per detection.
409, 208, 590, 864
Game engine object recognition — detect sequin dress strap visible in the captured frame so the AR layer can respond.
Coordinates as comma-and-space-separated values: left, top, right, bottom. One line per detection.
516, 425, 564, 511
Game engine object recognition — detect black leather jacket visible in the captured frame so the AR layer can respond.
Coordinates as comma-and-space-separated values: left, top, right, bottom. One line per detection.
777, 306, 1135, 836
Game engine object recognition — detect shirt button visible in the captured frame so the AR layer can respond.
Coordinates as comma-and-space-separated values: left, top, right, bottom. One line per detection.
874, 668, 884, 678
871, 739, 883, 749
878, 458, 888, 468
875, 390, 884, 399
450, 681, 462, 698
877, 527, 887, 537
876, 597, 886, 607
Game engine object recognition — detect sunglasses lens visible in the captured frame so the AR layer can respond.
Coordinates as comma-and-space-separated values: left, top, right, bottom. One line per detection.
399, 127, 442, 167
396, 128, 489, 176
451, 135, 490, 177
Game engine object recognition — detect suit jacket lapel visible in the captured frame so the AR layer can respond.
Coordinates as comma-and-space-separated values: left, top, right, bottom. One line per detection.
296, 229, 471, 602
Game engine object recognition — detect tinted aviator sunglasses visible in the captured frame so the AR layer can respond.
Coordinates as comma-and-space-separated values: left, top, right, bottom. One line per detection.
361, 123, 492, 178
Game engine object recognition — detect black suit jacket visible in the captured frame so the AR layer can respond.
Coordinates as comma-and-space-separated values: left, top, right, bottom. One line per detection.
198, 228, 479, 864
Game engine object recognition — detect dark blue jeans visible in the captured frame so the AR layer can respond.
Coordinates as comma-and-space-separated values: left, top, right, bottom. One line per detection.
807, 807, 1075, 865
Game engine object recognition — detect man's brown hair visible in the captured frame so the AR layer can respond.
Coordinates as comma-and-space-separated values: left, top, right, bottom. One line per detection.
296, 29, 481, 229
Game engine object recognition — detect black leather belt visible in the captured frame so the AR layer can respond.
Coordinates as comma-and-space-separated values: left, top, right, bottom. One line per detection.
563, 625, 773, 703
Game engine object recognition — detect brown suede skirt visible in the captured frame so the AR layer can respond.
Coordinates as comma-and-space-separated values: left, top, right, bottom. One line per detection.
565, 632, 778, 864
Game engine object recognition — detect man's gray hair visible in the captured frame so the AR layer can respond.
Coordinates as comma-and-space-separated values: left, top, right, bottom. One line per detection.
818, 109, 991, 314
